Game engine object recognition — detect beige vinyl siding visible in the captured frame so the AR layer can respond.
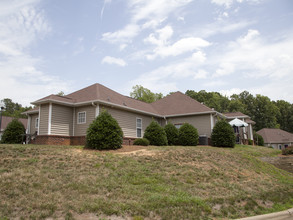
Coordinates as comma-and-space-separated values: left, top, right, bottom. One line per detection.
51, 104, 73, 136
39, 104, 49, 135
74, 105, 96, 136
30, 113, 39, 134
102, 105, 154, 138
167, 114, 212, 137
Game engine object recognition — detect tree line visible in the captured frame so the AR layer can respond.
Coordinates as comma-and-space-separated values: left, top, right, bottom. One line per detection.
130, 85, 293, 133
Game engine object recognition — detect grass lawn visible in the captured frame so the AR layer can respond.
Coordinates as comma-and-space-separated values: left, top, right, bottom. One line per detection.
0, 144, 293, 220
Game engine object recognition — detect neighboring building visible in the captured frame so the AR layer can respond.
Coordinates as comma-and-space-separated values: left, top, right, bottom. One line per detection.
0, 116, 27, 141
23, 83, 255, 146
257, 128, 293, 150
223, 112, 255, 142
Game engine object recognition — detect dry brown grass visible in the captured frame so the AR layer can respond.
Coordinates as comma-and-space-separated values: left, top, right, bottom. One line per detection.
0, 144, 293, 220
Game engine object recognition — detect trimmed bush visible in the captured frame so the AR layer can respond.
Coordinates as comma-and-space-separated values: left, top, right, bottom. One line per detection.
1, 119, 25, 144
164, 123, 179, 145
253, 132, 264, 146
211, 120, 235, 148
178, 123, 199, 146
282, 146, 293, 155
143, 120, 167, 146
133, 138, 150, 146
85, 110, 123, 150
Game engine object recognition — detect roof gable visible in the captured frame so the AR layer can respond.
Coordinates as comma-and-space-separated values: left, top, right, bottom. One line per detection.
257, 128, 293, 144
151, 91, 213, 116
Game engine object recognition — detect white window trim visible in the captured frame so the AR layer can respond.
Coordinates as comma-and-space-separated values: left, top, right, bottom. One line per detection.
77, 111, 86, 124
175, 123, 182, 129
136, 118, 142, 138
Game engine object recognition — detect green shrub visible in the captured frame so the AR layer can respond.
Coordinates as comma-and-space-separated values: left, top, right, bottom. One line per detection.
85, 110, 123, 150
1, 119, 25, 144
164, 123, 179, 145
282, 146, 293, 155
211, 120, 235, 148
248, 139, 253, 145
133, 138, 150, 146
178, 123, 199, 146
143, 120, 167, 146
253, 132, 264, 146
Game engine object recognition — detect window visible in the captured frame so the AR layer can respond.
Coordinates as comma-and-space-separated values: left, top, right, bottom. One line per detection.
35, 118, 39, 128
136, 118, 142, 138
279, 145, 282, 150
77, 112, 86, 124
175, 124, 182, 129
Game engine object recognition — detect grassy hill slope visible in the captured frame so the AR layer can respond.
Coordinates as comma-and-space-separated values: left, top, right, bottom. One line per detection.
0, 144, 293, 219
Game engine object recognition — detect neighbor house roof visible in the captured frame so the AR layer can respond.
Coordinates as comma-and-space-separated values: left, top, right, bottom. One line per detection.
223, 112, 255, 124
257, 128, 293, 144
30, 83, 215, 117
0, 116, 27, 131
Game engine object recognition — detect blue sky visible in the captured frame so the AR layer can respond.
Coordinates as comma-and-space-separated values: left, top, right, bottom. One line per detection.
0, 0, 293, 106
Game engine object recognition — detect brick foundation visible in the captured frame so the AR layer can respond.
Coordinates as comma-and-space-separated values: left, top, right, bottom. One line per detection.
30, 135, 136, 146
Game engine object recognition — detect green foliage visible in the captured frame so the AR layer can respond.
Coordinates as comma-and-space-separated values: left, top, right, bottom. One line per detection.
164, 123, 179, 145
133, 138, 150, 146
211, 120, 235, 148
85, 110, 123, 150
282, 146, 293, 155
253, 132, 264, 146
248, 139, 253, 145
178, 123, 199, 146
1, 98, 31, 119
143, 120, 167, 146
1, 119, 25, 144
186, 89, 293, 133
130, 85, 163, 103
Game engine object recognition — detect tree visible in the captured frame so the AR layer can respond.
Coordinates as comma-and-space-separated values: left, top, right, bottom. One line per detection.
85, 110, 123, 150
143, 120, 167, 146
1, 119, 25, 144
211, 120, 235, 148
0, 98, 32, 119
56, 91, 65, 96
164, 123, 179, 145
130, 85, 163, 103
178, 123, 199, 146
274, 100, 293, 132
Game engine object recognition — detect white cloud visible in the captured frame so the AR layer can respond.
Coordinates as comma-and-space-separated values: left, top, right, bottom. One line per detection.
146, 36, 210, 60
102, 0, 192, 44
211, 0, 260, 8
101, 56, 127, 66
144, 25, 210, 60
131, 51, 208, 89
0, 1, 71, 106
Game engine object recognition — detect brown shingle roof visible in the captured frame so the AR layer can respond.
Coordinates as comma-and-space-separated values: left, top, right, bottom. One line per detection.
224, 112, 249, 118
0, 116, 27, 131
257, 128, 293, 144
151, 91, 214, 116
30, 83, 214, 117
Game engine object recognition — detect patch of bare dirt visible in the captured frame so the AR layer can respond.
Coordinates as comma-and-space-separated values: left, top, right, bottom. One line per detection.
261, 156, 293, 174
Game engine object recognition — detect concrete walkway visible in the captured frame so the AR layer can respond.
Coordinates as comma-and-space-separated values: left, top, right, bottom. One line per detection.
237, 208, 293, 220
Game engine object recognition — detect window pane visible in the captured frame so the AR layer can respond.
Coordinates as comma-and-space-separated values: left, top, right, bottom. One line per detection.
136, 118, 142, 128
137, 128, 142, 138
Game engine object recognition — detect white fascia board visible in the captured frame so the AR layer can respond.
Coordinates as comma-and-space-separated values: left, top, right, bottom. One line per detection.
165, 111, 217, 118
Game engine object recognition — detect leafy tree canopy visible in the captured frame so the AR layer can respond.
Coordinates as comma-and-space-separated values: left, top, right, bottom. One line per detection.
0, 98, 32, 119
130, 85, 163, 103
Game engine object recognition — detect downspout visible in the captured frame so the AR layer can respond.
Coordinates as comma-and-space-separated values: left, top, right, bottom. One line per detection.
164, 116, 167, 125
92, 102, 99, 118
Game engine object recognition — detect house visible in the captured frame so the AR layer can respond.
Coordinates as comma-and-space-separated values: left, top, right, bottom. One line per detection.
257, 128, 293, 150
0, 116, 27, 141
223, 112, 255, 143
24, 83, 255, 146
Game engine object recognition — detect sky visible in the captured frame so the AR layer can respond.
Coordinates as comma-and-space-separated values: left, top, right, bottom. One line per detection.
0, 0, 293, 106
